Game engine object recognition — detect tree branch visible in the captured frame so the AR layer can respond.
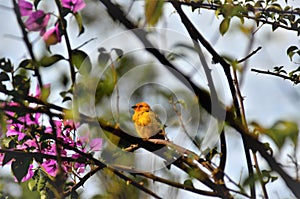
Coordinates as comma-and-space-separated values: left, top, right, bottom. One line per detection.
112, 164, 219, 197
251, 68, 300, 84
171, 2, 256, 197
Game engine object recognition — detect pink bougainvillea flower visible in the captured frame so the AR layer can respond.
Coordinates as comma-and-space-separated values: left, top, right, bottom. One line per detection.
6, 124, 26, 141
25, 10, 50, 32
24, 112, 41, 126
41, 159, 58, 176
43, 24, 62, 46
4, 102, 20, 118
62, 0, 86, 13
41, 159, 72, 177
71, 153, 85, 174
18, 0, 33, 16
33, 84, 50, 99
89, 138, 102, 151
17, 138, 39, 150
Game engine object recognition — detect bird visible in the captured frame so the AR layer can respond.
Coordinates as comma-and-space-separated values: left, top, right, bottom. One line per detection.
132, 102, 166, 140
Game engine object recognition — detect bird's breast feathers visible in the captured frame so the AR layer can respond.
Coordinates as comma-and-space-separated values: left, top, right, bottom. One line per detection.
132, 111, 151, 126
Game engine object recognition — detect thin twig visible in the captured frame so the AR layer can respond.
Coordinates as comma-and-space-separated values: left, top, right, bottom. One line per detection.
64, 166, 103, 197
75, 37, 97, 50
240, 45, 270, 198
238, 46, 262, 64
239, 29, 256, 86
218, 129, 226, 181
0, 149, 84, 163
170, 98, 200, 149
251, 68, 300, 84
253, 152, 269, 199
54, 0, 76, 86
233, 64, 256, 198
171, 2, 255, 197
111, 164, 219, 197
12, 0, 43, 87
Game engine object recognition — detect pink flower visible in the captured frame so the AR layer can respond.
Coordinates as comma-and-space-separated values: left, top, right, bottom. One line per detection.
72, 154, 86, 174
62, 0, 86, 13
77, 136, 102, 152
43, 24, 62, 46
25, 10, 50, 32
33, 84, 50, 99
89, 138, 102, 151
6, 124, 26, 141
18, 0, 33, 16
18, 139, 38, 150
24, 113, 41, 125
41, 159, 58, 176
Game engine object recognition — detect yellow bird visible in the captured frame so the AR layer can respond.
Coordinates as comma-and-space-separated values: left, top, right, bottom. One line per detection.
132, 102, 166, 140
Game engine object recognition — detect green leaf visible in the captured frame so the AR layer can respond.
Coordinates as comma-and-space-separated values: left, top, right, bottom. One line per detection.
219, 18, 231, 35
62, 96, 72, 102
40, 55, 65, 67
220, 3, 234, 18
183, 179, 194, 188
28, 170, 39, 191
33, 0, 42, 9
0, 58, 13, 72
41, 85, 51, 102
287, 46, 299, 61
98, 48, 110, 67
12, 157, 32, 182
28, 178, 38, 191
243, 173, 258, 186
74, 12, 85, 36
2, 153, 14, 166
19, 59, 34, 70
145, 0, 164, 26
261, 170, 278, 183
13, 74, 30, 97
37, 172, 47, 192
272, 22, 280, 31
269, 3, 282, 11
112, 48, 123, 59
0, 72, 10, 82
257, 121, 299, 149
71, 49, 92, 75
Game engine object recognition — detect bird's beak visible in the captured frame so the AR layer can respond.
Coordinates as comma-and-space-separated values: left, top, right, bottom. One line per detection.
131, 105, 137, 109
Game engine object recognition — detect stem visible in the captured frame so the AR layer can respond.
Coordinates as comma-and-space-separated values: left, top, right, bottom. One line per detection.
12, 0, 43, 87
253, 153, 269, 199
218, 129, 227, 181
112, 164, 219, 197
251, 68, 300, 84
54, 0, 76, 87
170, 98, 201, 149
171, 2, 255, 197
233, 66, 256, 198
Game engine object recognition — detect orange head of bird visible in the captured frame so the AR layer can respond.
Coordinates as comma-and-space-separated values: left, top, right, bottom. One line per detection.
131, 102, 151, 112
